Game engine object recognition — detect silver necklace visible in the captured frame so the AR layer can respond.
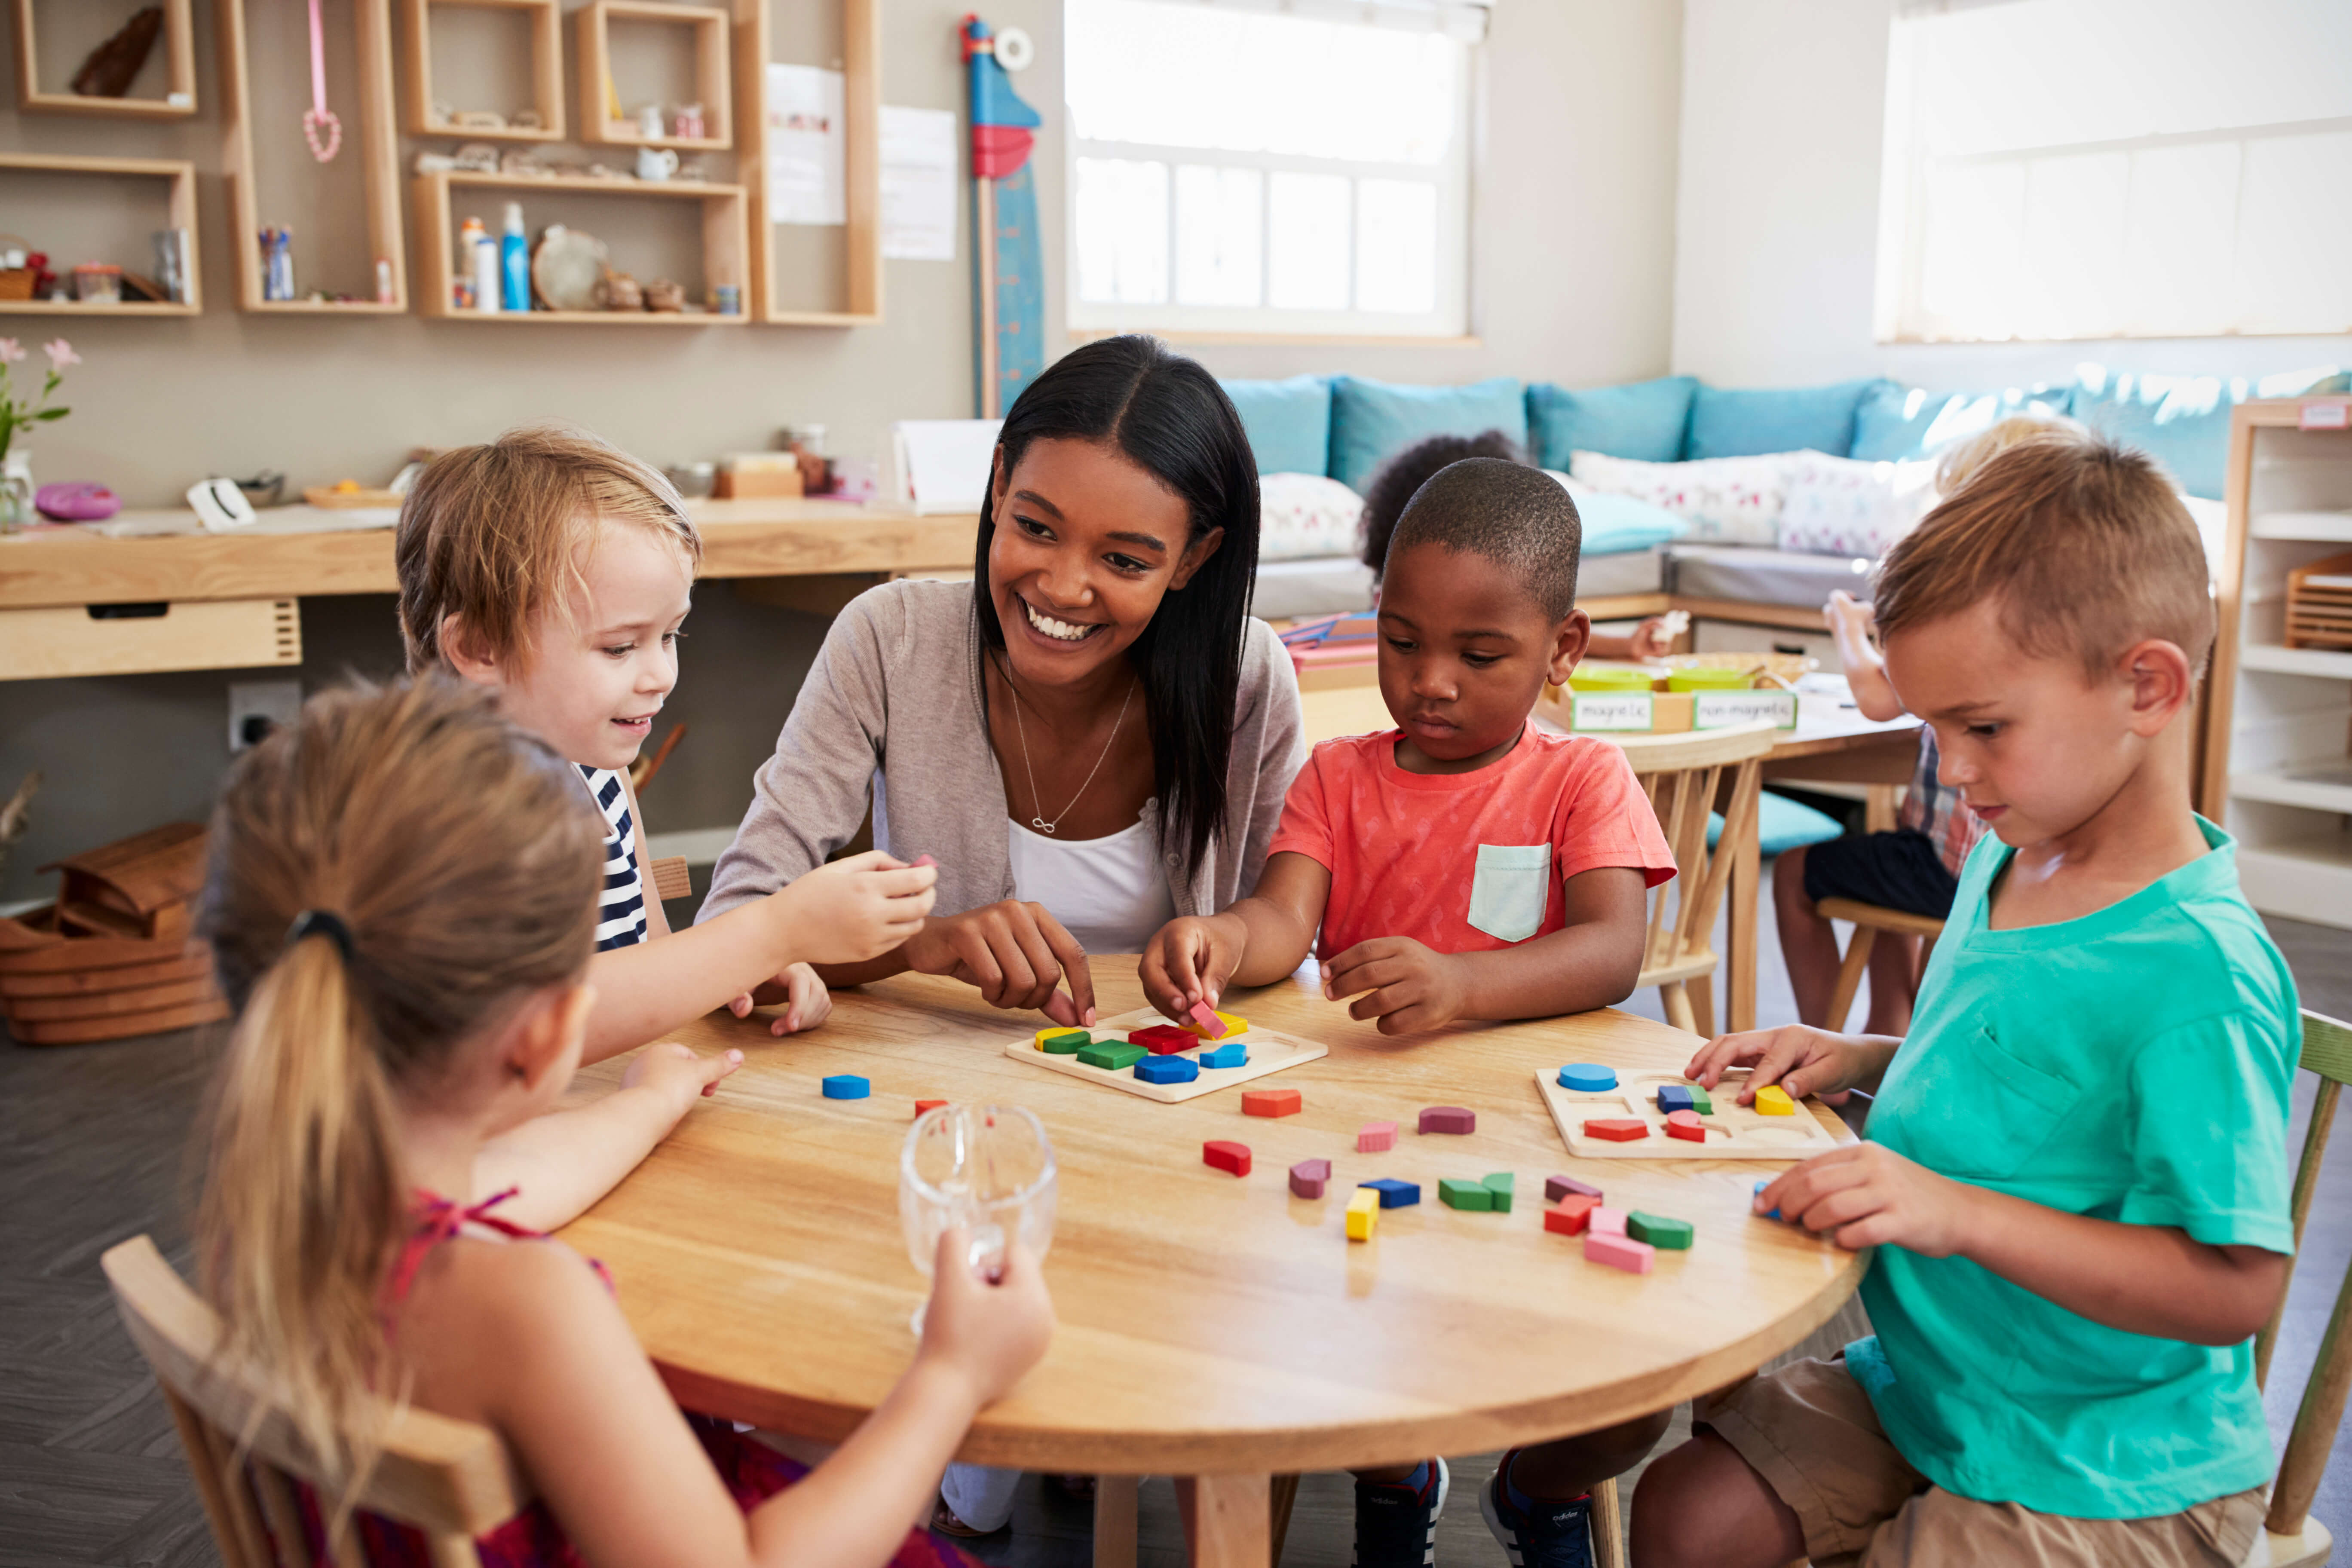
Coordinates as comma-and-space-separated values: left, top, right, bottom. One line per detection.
1003, 660, 1136, 836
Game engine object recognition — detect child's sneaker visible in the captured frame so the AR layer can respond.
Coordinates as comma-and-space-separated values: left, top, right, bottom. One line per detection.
1478, 1452, 1592, 1568
1352, 1457, 1449, 1568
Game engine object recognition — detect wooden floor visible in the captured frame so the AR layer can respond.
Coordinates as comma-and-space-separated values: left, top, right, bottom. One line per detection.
4, 858, 2348, 1567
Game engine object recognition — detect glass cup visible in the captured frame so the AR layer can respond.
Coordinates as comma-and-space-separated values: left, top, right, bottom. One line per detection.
898, 1103, 1056, 1336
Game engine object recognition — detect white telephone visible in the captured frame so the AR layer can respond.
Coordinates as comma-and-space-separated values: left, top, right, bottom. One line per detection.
187, 476, 257, 533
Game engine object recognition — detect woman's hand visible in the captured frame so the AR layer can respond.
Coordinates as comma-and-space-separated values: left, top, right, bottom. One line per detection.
898, 901, 1096, 1026
729, 962, 832, 1035
1139, 914, 1246, 1017
1684, 1024, 1894, 1103
917, 1228, 1054, 1408
773, 851, 937, 966
1322, 937, 1470, 1035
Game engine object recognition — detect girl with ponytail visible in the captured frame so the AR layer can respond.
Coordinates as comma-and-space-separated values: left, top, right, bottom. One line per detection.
196, 678, 1054, 1565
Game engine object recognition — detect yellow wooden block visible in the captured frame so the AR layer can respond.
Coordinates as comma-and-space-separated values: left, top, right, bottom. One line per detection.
1755, 1084, 1795, 1116
1345, 1187, 1379, 1241
1182, 1007, 1247, 1041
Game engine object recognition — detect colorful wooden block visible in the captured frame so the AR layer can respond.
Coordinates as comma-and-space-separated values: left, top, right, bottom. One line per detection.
1628, 1211, 1693, 1250
1665, 1109, 1706, 1143
1755, 1084, 1795, 1116
1203, 1139, 1252, 1177
1754, 1178, 1782, 1221
1544, 1194, 1599, 1235
1585, 1232, 1655, 1274
1559, 1063, 1617, 1092
1358, 1121, 1397, 1153
914, 1099, 947, 1116
1346, 1186, 1380, 1240
1481, 1173, 1515, 1213
1439, 1178, 1493, 1212
1129, 1024, 1194, 1053
1183, 1004, 1245, 1040
821, 1074, 870, 1099
1582, 1118, 1649, 1142
1197, 1042, 1248, 1069
1289, 1158, 1332, 1199
1545, 1174, 1603, 1204
1135, 1055, 1199, 1085
1078, 1040, 1148, 1070
1688, 1087, 1712, 1115
1361, 1177, 1420, 1208
1242, 1087, 1302, 1118
1591, 1205, 1627, 1236
1038, 1028, 1091, 1053
1656, 1084, 1695, 1114
1418, 1106, 1476, 1135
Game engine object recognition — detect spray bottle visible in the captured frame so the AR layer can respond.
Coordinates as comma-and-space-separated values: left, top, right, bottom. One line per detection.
499, 202, 530, 312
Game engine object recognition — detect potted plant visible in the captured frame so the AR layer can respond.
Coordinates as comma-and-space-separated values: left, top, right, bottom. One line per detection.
0, 338, 76, 533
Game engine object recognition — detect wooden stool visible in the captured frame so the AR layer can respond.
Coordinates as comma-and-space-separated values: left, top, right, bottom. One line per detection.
1816, 898, 1944, 1033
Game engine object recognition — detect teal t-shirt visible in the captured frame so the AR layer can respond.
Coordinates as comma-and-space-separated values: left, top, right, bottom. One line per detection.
1847, 818, 2298, 1519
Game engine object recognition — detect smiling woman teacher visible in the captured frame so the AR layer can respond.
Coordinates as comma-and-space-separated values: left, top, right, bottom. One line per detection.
700, 332, 1305, 1030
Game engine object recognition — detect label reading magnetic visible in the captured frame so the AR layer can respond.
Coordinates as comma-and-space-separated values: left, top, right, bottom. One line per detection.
1573, 693, 1655, 732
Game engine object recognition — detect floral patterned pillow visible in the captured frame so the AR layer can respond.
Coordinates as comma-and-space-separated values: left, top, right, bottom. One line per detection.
1775, 451, 1939, 559
1567, 450, 1797, 546
1258, 472, 1365, 561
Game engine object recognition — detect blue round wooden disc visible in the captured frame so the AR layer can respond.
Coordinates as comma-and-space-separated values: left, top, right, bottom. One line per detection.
1558, 1063, 1617, 1092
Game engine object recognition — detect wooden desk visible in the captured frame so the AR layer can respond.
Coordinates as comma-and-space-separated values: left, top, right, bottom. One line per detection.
560, 964, 1864, 1568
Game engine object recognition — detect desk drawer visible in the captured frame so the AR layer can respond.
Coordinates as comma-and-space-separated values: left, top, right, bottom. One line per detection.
0, 598, 300, 680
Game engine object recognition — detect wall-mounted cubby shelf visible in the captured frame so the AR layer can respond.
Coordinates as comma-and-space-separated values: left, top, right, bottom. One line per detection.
578, 1, 729, 150
13, 0, 197, 118
412, 167, 746, 324
401, 0, 564, 141
732, 0, 878, 325
0, 152, 202, 313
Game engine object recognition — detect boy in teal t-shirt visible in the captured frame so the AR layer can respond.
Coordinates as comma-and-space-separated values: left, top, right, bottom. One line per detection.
1632, 433, 2299, 1568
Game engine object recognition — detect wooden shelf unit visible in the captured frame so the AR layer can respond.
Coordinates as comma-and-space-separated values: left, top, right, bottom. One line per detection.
732, 0, 879, 326
0, 152, 202, 313
412, 168, 747, 324
401, 0, 564, 141
13, 0, 197, 117
577, 1, 730, 150
216, 0, 409, 313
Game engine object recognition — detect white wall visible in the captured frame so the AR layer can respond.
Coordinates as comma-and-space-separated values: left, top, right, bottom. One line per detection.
1671, 0, 2352, 390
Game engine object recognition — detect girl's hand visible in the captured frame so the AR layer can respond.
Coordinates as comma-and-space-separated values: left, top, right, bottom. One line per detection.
918, 1227, 1054, 1408
899, 902, 1096, 1027
729, 962, 832, 1035
1140, 915, 1243, 1017
620, 1041, 744, 1117
1626, 616, 1676, 659
1322, 937, 1468, 1035
1757, 1142, 1977, 1256
776, 851, 937, 965
1684, 1024, 1880, 1103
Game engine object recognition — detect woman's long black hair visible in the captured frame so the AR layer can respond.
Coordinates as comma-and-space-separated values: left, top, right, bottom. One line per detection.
974, 334, 1261, 884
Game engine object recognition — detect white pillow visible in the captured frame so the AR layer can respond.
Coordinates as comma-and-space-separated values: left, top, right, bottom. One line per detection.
1776, 452, 1939, 559
1258, 472, 1364, 562
1568, 450, 1797, 547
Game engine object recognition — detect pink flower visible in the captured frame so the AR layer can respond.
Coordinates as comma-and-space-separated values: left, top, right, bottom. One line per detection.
0, 340, 21, 365
41, 339, 77, 370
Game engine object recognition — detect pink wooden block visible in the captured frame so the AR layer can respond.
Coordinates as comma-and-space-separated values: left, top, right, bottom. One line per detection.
1592, 1205, 1627, 1236
1289, 1158, 1332, 1199
1585, 1232, 1655, 1274
1358, 1121, 1396, 1153
1187, 1000, 1230, 1038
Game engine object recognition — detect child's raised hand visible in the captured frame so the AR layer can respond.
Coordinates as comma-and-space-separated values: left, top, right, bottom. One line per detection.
1140, 915, 1242, 1018
728, 962, 833, 1035
1756, 1142, 1975, 1256
916, 1226, 1054, 1408
1685, 1023, 1877, 1104
621, 1041, 744, 1116
1626, 616, 1676, 659
1322, 937, 1468, 1035
776, 850, 938, 965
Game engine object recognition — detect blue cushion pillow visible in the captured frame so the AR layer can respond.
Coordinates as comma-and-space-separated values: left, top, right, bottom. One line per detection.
1568, 489, 1688, 557
1327, 375, 1526, 494
1527, 376, 1697, 466
1848, 382, 2078, 463
1686, 378, 1890, 461
1708, 791, 1847, 857
1219, 374, 1332, 478
2070, 364, 2342, 500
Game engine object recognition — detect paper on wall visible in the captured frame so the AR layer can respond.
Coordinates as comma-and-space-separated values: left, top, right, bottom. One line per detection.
880, 105, 959, 261
766, 64, 844, 225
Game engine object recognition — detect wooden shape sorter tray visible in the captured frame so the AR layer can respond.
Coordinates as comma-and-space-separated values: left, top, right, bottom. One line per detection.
1001, 1007, 1327, 1103
1534, 1068, 1856, 1160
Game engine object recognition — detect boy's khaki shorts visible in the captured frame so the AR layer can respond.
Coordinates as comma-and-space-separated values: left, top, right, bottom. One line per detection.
1695, 1357, 2265, 1568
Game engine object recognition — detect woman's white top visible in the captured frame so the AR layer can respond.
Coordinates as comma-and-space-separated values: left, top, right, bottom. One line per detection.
1006, 811, 1177, 955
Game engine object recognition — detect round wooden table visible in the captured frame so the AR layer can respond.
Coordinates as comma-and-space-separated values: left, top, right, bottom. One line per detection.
560, 962, 1865, 1568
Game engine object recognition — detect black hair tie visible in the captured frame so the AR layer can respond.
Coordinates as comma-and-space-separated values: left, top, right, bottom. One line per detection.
284, 909, 355, 962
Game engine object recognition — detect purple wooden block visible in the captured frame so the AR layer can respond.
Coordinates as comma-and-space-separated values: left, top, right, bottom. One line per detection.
1288, 1158, 1332, 1200
1418, 1105, 1475, 1135
1546, 1173, 1603, 1204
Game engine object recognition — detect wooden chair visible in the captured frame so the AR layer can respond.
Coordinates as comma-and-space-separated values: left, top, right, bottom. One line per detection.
1815, 898, 1944, 1033
102, 1234, 534, 1568
1620, 722, 1776, 1040
648, 854, 694, 905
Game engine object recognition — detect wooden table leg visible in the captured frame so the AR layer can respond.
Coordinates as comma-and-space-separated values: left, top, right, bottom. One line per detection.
1268, 1474, 1301, 1568
1865, 783, 1898, 834
1094, 1475, 1140, 1568
1183, 1473, 1271, 1568
1728, 820, 1760, 1034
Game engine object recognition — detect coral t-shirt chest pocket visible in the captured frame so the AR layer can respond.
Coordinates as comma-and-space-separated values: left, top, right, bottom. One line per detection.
1467, 843, 1553, 943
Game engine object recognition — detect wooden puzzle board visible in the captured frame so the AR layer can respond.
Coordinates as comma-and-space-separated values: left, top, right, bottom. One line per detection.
1535, 1068, 1855, 1160
1001, 1007, 1326, 1103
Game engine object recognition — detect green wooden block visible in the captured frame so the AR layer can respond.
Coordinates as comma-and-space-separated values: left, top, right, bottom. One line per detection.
1041, 1030, 1091, 1054
1481, 1172, 1515, 1213
1077, 1040, 1146, 1071
1627, 1211, 1694, 1250
1688, 1087, 1712, 1115
1438, 1178, 1494, 1212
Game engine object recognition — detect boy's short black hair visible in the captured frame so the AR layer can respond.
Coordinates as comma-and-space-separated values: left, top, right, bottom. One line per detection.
1359, 429, 1526, 576
1387, 457, 1582, 622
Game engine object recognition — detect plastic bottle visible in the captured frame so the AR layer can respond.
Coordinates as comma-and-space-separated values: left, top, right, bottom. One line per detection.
499, 202, 530, 312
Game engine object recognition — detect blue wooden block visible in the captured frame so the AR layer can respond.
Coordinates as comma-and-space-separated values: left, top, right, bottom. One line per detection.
1197, 1042, 1248, 1069
1754, 1178, 1782, 1221
821, 1074, 870, 1100
1360, 1177, 1421, 1209
1657, 1084, 1695, 1114
1559, 1063, 1617, 1092
1134, 1055, 1200, 1085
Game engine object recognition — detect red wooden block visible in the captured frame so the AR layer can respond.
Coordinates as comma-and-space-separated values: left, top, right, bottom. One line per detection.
1130, 1025, 1195, 1054
1188, 1000, 1231, 1038
914, 1099, 947, 1116
1583, 1118, 1650, 1142
1665, 1109, 1706, 1143
1544, 1194, 1600, 1236
1203, 1139, 1252, 1177
1545, 1174, 1603, 1204
1418, 1106, 1476, 1134
1242, 1087, 1302, 1118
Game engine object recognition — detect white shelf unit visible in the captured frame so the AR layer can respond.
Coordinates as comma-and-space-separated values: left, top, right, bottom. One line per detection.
2207, 400, 2352, 930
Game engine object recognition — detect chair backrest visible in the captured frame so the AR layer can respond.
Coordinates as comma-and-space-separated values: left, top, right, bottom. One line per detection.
1615, 722, 1776, 976
101, 1235, 534, 1568
2252, 1010, 2352, 1541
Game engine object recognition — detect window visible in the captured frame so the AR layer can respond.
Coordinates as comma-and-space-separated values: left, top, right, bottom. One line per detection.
1876, 0, 2352, 343
1064, 0, 1479, 339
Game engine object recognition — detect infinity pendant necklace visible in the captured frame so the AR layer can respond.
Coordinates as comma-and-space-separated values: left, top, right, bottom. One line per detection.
1002, 656, 1135, 835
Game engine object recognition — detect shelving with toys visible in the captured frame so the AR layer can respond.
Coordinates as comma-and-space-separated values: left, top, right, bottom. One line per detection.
0, 153, 201, 314
13, 0, 197, 118
576, 1, 729, 150
401, 0, 564, 141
